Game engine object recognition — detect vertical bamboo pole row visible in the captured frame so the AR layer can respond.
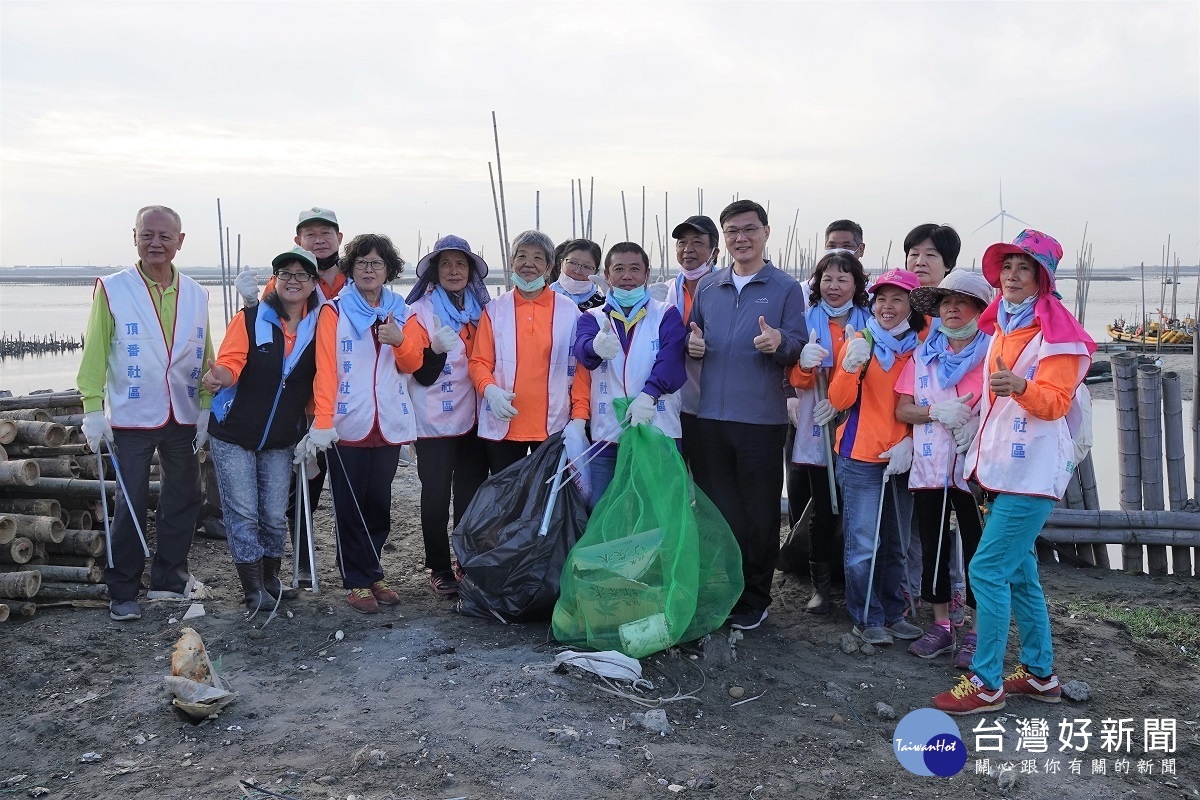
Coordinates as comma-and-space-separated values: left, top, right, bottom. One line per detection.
1162, 370, 1192, 576
1112, 352, 1143, 573
1138, 365, 1168, 575
490, 112, 510, 268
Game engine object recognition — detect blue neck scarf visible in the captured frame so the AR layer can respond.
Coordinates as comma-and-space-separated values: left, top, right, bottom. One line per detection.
431, 285, 482, 333
806, 302, 872, 368
918, 326, 990, 390
997, 295, 1037, 333
865, 317, 919, 371
338, 280, 406, 339
255, 302, 319, 376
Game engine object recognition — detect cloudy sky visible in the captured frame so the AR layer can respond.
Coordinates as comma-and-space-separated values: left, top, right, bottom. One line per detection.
1, 1, 1197, 273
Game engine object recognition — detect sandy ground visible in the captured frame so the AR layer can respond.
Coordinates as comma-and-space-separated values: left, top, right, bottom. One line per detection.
3, 461, 1200, 800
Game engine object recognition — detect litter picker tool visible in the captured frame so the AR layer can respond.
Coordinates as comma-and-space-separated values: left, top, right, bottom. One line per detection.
99, 438, 150, 563
815, 370, 839, 514
932, 438, 957, 596
538, 446, 571, 538
862, 473, 890, 625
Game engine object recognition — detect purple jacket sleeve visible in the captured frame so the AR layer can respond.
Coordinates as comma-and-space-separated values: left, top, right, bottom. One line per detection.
642, 306, 687, 400
572, 311, 602, 370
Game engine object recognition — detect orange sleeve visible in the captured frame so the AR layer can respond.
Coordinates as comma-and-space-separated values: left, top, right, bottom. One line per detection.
390, 323, 423, 373
215, 310, 250, 384
789, 364, 818, 390
827, 334, 865, 411
312, 304, 340, 429
571, 364, 591, 420
468, 308, 498, 394
403, 315, 431, 352
1015, 353, 1084, 421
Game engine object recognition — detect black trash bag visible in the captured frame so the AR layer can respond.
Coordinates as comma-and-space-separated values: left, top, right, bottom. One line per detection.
453, 434, 588, 623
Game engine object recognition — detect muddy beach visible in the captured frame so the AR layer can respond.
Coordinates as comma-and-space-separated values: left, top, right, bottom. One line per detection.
2, 460, 1199, 800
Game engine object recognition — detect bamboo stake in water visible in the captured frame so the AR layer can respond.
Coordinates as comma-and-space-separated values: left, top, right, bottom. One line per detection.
235, 234, 242, 311
225, 226, 233, 326
536, 191, 540, 231
621, 191, 629, 241
1138, 364, 1168, 575
1112, 352, 1143, 573
491, 112, 510, 267
1162, 370, 1191, 575
216, 199, 229, 328
641, 186, 646, 250
587, 177, 595, 240
571, 179, 576, 239
577, 178, 586, 239
487, 162, 508, 290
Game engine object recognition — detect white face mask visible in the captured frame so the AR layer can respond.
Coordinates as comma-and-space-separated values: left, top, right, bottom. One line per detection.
557, 274, 594, 295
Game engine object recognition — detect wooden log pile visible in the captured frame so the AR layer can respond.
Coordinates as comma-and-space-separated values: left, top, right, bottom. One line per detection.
0, 390, 164, 617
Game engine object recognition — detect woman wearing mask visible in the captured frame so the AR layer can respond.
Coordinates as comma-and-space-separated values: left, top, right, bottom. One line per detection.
787, 250, 872, 614
307, 234, 423, 614
202, 247, 321, 610
933, 230, 1094, 715
403, 235, 492, 596
896, 271, 992, 665
550, 239, 605, 311
828, 269, 926, 646
469, 230, 586, 474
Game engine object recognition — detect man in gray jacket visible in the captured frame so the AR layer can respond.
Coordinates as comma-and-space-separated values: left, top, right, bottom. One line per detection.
687, 199, 807, 629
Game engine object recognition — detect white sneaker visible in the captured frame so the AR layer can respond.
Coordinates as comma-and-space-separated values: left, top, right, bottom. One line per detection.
147, 575, 205, 601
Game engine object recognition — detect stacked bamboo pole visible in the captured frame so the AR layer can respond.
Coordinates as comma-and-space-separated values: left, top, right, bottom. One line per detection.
1162, 371, 1192, 575
1112, 352, 1144, 573
0, 390, 137, 616
1138, 365, 1169, 574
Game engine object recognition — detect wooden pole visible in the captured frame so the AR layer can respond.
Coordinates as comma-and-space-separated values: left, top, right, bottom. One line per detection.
0, 564, 101, 583
1040, 528, 1200, 547
0, 604, 9, 622
44, 554, 95, 568
0, 570, 42, 599
4, 600, 35, 617
0, 409, 53, 422
1138, 365, 1168, 575
1112, 352, 1143, 573
1162, 370, 1191, 575
44, 529, 104, 557
0, 498, 60, 518
588, 177, 595, 240
34, 582, 108, 601
487, 162, 509, 290
65, 509, 92, 531
1061, 473, 1091, 564
217, 198, 229, 329
8, 514, 65, 544
641, 185, 646, 250
11, 421, 67, 448
29, 457, 79, 479
0, 392, 83, 412
577, 178, 586, 239
571, 179, 576, 238
536, 190, 540, 231
0, 419, 14, 446
0, 516, 15, 546
2, 477, 159, 500
621, 191, 629, 242
1046, 508, 1200, 529
1074, 455, 1109, 568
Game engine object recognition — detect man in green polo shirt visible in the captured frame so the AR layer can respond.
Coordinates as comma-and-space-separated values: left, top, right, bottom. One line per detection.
78, 205, 214, 621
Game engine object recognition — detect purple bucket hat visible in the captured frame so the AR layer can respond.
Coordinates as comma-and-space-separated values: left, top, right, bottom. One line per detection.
414, 234, 490, 280
982, 229, 1063, 291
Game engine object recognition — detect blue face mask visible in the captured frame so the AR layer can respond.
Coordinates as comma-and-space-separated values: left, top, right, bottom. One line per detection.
512, 273, 546, 293
610, 285, 647, 306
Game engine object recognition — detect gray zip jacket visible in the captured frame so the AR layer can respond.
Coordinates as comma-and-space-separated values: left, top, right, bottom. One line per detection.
687, 262, 808, 425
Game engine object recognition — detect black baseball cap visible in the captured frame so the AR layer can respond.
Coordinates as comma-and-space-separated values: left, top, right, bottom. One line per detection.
671, 215, 719, 242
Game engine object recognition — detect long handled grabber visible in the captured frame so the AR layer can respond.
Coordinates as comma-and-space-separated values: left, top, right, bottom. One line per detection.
862, 472, 891, 625
98, 438, 151, 568
330, 444, 385, 579
932, 439, 958, 597
300, 462, 319, 593
292, 463, 320, 593
539, 445, 571, 538
815, 371, 839, 515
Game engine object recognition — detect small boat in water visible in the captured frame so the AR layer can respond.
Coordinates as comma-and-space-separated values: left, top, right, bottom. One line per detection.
1107, 317, 1194, 346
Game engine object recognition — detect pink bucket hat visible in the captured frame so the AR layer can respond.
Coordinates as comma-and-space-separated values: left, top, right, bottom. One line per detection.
869, 268, 921, 294
982, 229, 1063, 291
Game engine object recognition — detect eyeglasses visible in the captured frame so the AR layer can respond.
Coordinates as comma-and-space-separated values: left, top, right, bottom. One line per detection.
275, 271, 313, 284
353, 259, 387, 273
722, 225, 763, 239
562, 258, 597, 274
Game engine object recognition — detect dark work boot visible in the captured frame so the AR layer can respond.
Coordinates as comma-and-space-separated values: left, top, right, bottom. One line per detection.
234, 560, 274, 611
262, 556, 299, 600
806, 562, 832, 615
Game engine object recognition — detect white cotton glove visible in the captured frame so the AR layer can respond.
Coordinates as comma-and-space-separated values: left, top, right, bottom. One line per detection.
588, 273, 610, 294
800, 342, 829, 370
787, 397, 801, 428
305, 425, 340, 460
880, 436, 914, 477
591, 317, 621, 361
484, 384, 518, 421
624, 392, 657, 427
813, 398, 837, 427
567, 418, 588, 440
954, 415, 981, 454
81, 410, 113, 452
841, 336, 871, 372
929, 392, 976, 430
193, 413, 210, 451
429, 315, 461, 355
236, 269, 259, 307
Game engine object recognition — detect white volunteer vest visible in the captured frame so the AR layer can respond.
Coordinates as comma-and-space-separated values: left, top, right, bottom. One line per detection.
908, 355, 980, 492
965, 332, 1088, 500
330, 300, 417, 445
789, 384, 826, 466
101, 268, 208, 428
408, 297, 476, 438
477, 290, 580, 441
664, 275, 703, 415
586, 300, 683, 443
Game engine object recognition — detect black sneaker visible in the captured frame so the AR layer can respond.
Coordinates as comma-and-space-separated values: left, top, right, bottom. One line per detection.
728, 608, 768, 630
109, 599, 142, 621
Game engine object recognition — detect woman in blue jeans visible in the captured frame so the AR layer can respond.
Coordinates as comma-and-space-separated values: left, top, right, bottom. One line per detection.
826, 269, 926, 646
932, 229, 1094, 715
202, 247, 321, 610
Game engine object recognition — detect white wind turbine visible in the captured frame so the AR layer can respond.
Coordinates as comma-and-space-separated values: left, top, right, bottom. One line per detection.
972, 180, 1032, 243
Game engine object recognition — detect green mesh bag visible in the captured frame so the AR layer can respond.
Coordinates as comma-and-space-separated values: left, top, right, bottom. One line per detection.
552, 424, 743, 658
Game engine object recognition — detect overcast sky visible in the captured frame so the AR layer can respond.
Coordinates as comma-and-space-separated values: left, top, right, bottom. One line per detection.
1, 1, 1197, 274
